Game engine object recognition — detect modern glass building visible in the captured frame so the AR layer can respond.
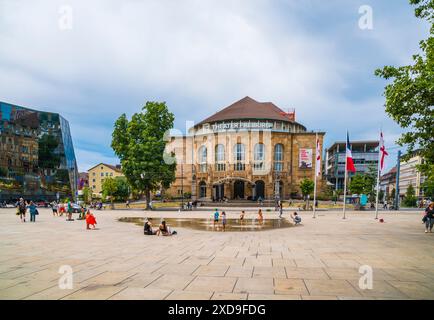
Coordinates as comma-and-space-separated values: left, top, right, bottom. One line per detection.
324, 140, 379, 190
0, 101, 78, 202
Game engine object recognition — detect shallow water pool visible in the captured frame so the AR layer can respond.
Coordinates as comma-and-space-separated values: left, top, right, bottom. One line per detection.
118, 217, 294, 232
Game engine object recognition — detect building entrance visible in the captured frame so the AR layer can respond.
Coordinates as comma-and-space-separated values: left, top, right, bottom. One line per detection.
234, 180, 245, 199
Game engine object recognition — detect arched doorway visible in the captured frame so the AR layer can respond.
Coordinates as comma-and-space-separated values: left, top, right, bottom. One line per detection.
255, 180, 265, 200
199, 181, 207, 198
234, 180, 245, 199
213, 184, 224, 201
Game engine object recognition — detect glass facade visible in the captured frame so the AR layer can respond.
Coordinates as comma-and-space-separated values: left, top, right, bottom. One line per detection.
0, 102, 78, 202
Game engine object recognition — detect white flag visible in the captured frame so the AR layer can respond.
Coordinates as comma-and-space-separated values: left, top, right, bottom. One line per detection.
379, 131, 388, 173
315, 137, 321, 177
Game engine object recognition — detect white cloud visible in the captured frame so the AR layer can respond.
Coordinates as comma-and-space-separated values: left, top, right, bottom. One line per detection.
0, 0, 426, 172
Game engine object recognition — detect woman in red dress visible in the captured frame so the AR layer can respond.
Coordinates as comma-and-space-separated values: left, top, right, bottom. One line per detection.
85, 210, 97, 229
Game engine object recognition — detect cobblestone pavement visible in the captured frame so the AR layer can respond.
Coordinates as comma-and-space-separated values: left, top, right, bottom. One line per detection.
0, 208, 433, 300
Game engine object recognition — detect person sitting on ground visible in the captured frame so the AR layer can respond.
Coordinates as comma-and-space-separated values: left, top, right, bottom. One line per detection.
85, 210, 97, 229
156, 220, 176, 236
144, 218, 156, 235
291, 212, 302, 225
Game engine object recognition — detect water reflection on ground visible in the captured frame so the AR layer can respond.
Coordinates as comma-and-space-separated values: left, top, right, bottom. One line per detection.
118, 217, 293, 232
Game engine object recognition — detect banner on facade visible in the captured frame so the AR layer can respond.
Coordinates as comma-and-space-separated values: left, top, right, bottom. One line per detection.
299, 148, 313, 169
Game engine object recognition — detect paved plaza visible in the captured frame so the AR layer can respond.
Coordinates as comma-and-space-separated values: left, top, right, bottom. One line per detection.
0, 207, 433, 300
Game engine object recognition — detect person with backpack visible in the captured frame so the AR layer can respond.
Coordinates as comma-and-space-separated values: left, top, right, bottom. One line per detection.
28, 201, 38, 222
423, 202, 434, 233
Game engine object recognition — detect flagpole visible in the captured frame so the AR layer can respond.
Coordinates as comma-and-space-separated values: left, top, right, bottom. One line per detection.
343, 132, 348, 220
375, 131, 382, 220
313, 133, 318, 219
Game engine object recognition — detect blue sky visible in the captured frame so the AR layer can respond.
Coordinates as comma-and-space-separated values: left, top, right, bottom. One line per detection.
0, 0, 430, 172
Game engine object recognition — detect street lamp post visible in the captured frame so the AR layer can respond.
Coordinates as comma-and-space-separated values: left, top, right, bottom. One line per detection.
181, 163, 184, 211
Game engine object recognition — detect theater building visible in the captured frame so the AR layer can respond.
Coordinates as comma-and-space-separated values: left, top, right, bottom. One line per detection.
165, 96, 324, 201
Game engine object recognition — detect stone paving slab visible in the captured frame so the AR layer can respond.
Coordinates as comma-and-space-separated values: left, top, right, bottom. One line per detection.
0, 208, 434, 300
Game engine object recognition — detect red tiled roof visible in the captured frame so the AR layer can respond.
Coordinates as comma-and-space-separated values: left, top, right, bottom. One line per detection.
196, 96, 298, 126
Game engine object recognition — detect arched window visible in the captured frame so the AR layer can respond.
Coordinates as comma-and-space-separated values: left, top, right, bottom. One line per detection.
233, 143, 245, 171
274, 144, 284, 171
253, 143, 265, 171
198, 146, 207, 173
215, 144, 225, 171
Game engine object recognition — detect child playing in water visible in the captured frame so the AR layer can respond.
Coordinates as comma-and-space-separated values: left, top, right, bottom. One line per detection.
213, 209, 219, 227
221, 211, 227, 231
291, 212, 302, 225
258, 209, 264, 223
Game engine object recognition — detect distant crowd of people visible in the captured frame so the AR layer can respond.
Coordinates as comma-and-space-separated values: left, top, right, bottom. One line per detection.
15, 198, 97, 230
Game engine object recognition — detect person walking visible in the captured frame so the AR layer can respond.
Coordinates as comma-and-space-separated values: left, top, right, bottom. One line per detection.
423, 203, 434, 233
51, 201, 58, 216
126, 200, 130, 208
28, 201, 38, 222
66, 200, 73, 221
85, 209, 97, 229
18, 198, 27, 222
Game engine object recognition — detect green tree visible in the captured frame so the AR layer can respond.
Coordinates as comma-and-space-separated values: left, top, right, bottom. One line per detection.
111, 101, 176, 210
378, 189, 385, 202
299, 179, 314, 198
390, 187, 396, 201
422, 169, 434, 198
102, 177, 117, 208
403, 184, 418, 207
81, 186, 92, 204
113, 177, 130, 201
375, 0, 434, 189
348, 174, 369, 195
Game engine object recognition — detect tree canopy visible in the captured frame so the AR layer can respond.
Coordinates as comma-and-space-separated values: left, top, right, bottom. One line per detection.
299, 179, 314, 198
111, 101, 176, 209
375, 0, 434, 193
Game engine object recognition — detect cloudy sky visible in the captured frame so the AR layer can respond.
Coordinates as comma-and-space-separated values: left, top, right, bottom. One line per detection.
0, 0, 430, 172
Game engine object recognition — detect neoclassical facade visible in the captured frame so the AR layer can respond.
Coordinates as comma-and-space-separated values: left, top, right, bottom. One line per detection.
165, 96, 324, 201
